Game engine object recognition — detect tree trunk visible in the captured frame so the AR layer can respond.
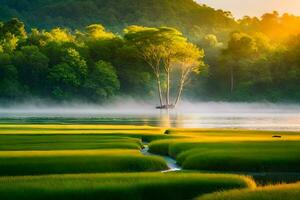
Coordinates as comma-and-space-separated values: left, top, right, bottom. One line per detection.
174, 82, 184, 108
230, 65, 234, 93
156, 76, 164, 107
166, 69, 170, 106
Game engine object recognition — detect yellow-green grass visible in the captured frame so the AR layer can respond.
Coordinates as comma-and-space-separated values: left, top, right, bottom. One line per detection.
176, 141, 300, 172
1, 125, 300, 177
0, 135, 143, 151
149, 131, 300, 173
0, 173, 256, 200
0, 124, 161, 130
196, 182, 300, 200
0, 124, 164, 135
0, 124, 190, 146
165, 128, 300, 141
0, 149, 167, 176
0, 124, 182, 143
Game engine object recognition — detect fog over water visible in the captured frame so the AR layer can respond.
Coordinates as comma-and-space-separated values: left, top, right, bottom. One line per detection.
0, 100, 300, 131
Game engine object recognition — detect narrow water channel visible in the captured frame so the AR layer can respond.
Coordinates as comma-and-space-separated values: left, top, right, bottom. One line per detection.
141, 142, 300, 185
141, 142, 182, 172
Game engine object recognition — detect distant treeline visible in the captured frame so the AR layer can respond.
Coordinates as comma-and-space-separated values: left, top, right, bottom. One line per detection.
0, 15, 300, 102
0, 0, 235, 35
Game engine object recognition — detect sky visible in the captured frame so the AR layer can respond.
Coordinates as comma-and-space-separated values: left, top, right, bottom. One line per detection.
196, 0, 300, 18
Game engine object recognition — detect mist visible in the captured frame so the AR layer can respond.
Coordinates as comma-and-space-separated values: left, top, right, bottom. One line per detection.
0, 99, 300, 116
1, 99, 300, 131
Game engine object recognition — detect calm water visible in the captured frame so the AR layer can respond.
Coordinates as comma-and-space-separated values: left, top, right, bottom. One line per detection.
0, 102, 300, 131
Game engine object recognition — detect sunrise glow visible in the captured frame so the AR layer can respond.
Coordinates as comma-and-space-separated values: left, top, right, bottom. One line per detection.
197, 0, 300, 18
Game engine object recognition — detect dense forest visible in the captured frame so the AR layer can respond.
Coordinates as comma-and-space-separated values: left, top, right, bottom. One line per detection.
0, 0, 235, 36
0, 0, 300, 103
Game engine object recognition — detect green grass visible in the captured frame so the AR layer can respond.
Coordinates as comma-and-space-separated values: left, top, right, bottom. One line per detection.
1, 124, 300, 199
196, 182, 300, 200
149, 132, 300, 172
0, 125, 174, 176
0, 173, 256, 200
0, 149, 168, 176
0, 124, 164, 135
0, 135, 143, 151
176, 141, 300, 172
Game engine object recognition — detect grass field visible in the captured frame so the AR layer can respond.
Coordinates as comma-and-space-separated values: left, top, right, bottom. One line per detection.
0, 173, 255, 200
0, 124, 163, 135
0, 124, 299, 199
149, 130, 300, 172
0, 135, 143, 150
197, 181, 300, 200
0, 149, 168, 175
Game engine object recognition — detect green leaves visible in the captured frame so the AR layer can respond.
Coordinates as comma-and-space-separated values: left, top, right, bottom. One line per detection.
47, 48, 88, 99
84, 61, 120, 101
124, 25, 205, 106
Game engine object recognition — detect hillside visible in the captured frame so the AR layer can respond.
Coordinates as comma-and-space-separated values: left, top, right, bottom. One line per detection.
0, 0, 236, 34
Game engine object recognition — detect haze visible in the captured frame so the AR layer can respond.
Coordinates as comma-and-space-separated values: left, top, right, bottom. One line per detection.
1, 101, 300, 116
197, 0, 300, 18
1, 101, 300, 131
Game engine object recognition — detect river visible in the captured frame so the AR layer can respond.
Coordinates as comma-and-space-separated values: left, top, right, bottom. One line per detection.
0, 102, 300, 131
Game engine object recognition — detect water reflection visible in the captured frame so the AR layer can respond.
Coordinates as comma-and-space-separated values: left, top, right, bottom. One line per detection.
159, 110, 172, 128
0, 102, 300, 131
156, 111, 300, 130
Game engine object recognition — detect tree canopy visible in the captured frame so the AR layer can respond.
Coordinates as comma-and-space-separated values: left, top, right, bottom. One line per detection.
124, 26, 204, 107
0, 14, 300, 103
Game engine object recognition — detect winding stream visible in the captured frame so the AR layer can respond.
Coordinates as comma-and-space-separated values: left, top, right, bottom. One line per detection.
141, 142, 182, 172
141, 142, 300, 184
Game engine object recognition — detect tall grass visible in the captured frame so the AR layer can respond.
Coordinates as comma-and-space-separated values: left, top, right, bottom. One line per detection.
0, 135, 143, 151
1, 125, 300, 199
0, 173, 256, 200
0, 124, 161, 130
175, 141, 300, 172
149, 135, 300, 172
196, 182, 300, 200
0, 124, 164, 135
0, 150, 168, 175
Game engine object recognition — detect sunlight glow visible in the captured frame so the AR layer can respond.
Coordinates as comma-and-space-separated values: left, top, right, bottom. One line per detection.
197, 0, 300, 18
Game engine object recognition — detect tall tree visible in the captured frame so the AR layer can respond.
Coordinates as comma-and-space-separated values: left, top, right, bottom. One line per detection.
47, 48, 88, 99
13, 45, 49, 95
222, 32, 257, 94
83, 61, 120, 101
124, 26, 204, 108
174, 43, 205, 106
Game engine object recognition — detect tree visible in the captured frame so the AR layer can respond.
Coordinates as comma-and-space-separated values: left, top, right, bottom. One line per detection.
0, 53, 24, 99
85, 24, 115, 40
0, 0, 237, 39
0, 34, 18, 53
124, 26, 166, 107
0, 18, 26, 39
48, 63, 80, 99
84, 61, 120, 101
222, 32, 257, 93
124, 26, 204, 108
0, 18, 26, 53
124, 26, 177, 107
202, 34, 223, 49
13, 45, 49, 95
114, 44, 155, 97
174, 43, 205, 106
83, 24, 122, 67
1, 17, 300, 103
47, 48, 88, 99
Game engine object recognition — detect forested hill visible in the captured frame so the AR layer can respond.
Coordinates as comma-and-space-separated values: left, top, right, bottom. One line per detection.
0, 0, 236, 32
1, 1, 300, 103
